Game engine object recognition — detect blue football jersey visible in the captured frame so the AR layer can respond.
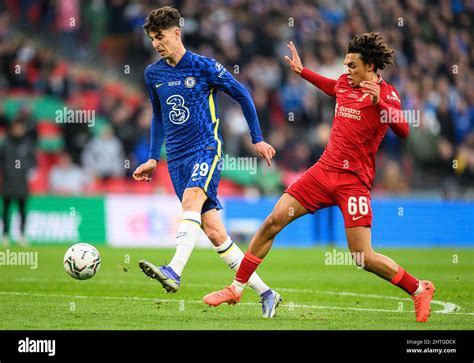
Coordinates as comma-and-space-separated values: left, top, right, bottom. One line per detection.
145, 50, 263, 164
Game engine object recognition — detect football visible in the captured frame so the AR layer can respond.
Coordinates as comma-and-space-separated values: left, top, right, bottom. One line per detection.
63, 243, 101, 280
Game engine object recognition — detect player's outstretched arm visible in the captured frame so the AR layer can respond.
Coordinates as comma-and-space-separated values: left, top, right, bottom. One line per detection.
231, 84, 276, 166
207, 59, 276, 166
284, 41, 337, 98
132, 159, 157, 182
134, 68, 165, 182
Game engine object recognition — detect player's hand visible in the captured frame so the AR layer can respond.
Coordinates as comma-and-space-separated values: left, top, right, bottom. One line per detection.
284, 41, 303, 75
361, 81, 380, 104
254, 141, 276, 167
132, 159, 157, 182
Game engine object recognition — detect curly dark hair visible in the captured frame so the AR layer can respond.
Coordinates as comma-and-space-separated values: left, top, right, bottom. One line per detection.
348, 32, 395, 71
143, 6, 181, 35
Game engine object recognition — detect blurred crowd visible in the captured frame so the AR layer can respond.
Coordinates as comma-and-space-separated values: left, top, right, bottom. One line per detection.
0, 0, 473, 198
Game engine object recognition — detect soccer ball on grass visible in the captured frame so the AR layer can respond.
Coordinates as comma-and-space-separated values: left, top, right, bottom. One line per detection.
63, 243, 101, 280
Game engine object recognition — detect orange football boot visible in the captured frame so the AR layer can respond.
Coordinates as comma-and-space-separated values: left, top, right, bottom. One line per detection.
203, 285, 242, 306
412, 280, 435, 322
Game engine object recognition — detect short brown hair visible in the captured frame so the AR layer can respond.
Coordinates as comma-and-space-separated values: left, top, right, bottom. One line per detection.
348, 32, 395, 71
143, 6, 181, 35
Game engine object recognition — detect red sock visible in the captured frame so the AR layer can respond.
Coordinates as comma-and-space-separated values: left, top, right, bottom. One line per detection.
390, 266, 419, 295
235, 252, 262, 284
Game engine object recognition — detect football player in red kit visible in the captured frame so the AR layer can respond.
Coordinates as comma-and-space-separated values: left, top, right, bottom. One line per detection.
203, 32, 435, 322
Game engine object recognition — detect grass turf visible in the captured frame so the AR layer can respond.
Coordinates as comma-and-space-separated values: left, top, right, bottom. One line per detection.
0, 245, 473, 330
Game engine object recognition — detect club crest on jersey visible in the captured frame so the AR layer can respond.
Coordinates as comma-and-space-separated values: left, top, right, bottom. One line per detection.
184, 76, 196, 88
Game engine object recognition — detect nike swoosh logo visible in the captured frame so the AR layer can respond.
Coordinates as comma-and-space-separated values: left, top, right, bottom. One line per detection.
352, 216, 363, 221
339, 89, 347, 93
192, 177, 201, 181
156, 83, 164, 88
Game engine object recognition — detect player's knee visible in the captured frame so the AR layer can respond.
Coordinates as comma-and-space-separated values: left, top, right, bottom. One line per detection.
348, 247, 374, 270
181, 199, 195, 211
202, 225, 226, 246
182, 188, 205, 211
359, 251, 376, 271
262, 213, 284, 237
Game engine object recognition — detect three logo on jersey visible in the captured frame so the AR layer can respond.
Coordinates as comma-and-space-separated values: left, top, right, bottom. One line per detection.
155, 63, 226, 125
155, 77, 197, 125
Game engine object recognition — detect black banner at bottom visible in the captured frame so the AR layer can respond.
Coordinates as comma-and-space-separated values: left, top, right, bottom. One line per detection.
0, 330, 472, 362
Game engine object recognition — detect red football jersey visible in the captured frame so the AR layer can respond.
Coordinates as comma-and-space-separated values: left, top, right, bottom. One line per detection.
301, 70, 409, 189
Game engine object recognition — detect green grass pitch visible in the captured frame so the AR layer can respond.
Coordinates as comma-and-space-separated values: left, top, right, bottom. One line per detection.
0, 245, 473, 330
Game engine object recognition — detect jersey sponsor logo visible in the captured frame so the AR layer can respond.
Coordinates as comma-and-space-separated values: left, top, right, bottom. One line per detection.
184, 76, 196, 88
166, 94, 190, 125
387, 91, 400, 103
335, 104, 361, 120
168, 80, 181, 87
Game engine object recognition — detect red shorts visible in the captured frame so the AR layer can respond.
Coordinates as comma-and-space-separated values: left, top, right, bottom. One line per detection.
286, 163, 372, 228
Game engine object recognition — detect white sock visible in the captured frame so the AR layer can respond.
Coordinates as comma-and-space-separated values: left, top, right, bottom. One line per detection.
232, 279, 247, 294
168, 211, 202, 276
412, 281, 423, 296
214, 236, 270, 295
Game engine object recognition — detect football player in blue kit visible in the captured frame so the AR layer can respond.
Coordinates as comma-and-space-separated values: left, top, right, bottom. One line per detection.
132, 6, 281, 318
